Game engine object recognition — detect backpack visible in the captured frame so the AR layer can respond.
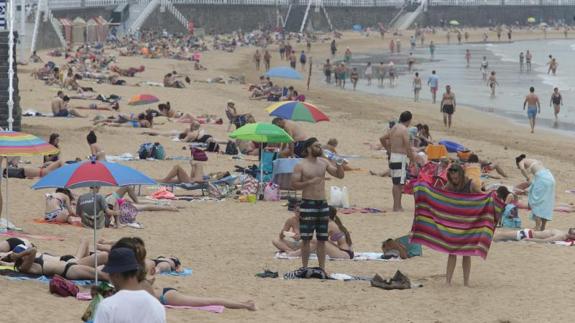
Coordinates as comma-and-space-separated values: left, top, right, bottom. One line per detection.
206, 142, 220, 153
191, 148, 208, 161
225, 141, 239, 155
49, 275, 79, 297
138, 142, 165, 160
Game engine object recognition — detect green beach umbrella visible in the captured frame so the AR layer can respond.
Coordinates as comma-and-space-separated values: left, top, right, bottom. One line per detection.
527, 17, 536, 23
229, 123, 293, 143
449, 20, 460, 26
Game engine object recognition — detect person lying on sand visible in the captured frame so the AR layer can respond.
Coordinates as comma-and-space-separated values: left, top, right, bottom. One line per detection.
105, 187, 181, 213
272, 206, 301, 252
101, 237, 256, 311
94, 113, 153, 128
0, 237, 110, 281
494, 228, 575, 243
3, 160, 64, 179
44, 188, 77, 223
287, 207, 354, 259
74, 101, 120, 112
110, 65, 145, 77
0, 237, 33, 253
158, 159, 205, 184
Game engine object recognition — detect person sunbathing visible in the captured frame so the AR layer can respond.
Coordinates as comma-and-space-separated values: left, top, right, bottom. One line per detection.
52, 93, 87, 118
272, 207, 301, 252
158, 159, 205, 184
105, 187, 180, 213
163, 73, 185, 88
4, 237, 109, 281
287, 207, 354, 259
494, 228, 575, 243
110, 65, 145, 77
3, 160, 64, 179
0, 237, 33, 253
94, 113, 153, 128
151, 256, 183, 274
74, 101, 120, 112
177, 122, 215, 144
44, 188, 78, 223
107, 237, 256, 311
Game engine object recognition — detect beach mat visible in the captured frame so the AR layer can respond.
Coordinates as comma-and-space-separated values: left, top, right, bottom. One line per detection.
33, 218, 83, 227
159, 268, 192, 277
274, 252, 400, 262
0, 267, 93, 286
0, 230, 65, 241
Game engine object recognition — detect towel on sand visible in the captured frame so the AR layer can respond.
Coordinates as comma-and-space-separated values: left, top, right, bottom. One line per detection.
34, 218, 83, 227
0, 267, 93, 286
274, 252, 400, 261
159, 268, 193, 277
410, 182, 504, 259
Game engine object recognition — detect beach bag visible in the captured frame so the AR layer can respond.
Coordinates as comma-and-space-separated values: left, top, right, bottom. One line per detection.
225, 141, 239, 155
263, 182, 280, 201
119, 201, 138, 224
206, 142, 220, 153
240, 176, 258, 195
49, 275, 79, 297
138, 142, 164, 160
152, 143, 165, 160
329, 186, 343, 207
191, 148, 208, 161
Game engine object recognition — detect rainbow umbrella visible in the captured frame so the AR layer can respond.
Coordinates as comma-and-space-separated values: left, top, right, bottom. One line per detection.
266, 101, 329, 123
0, 131, 59, 231
128, 94, 159, 106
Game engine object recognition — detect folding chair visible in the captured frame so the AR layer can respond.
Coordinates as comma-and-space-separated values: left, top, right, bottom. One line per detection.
272, 158, 301, 201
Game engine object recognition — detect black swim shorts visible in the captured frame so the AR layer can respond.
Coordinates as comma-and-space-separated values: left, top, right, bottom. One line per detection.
442, 104, 454, 115
299, 199, 330, 241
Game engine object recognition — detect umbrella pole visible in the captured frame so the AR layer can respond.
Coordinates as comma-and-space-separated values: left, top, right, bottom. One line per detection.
260, 147, 264, 200
0, 161, 3, 230
93, 189, 98, 285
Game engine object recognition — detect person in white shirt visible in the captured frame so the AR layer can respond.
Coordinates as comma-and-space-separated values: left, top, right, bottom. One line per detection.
94, 248, 166, 323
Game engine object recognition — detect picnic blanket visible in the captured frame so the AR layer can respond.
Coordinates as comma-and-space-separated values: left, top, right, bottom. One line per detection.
274, 252, 401, 262
410, 182, 504, 259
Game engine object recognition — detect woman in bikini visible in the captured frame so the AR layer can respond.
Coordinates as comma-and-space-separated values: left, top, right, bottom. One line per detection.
7, 238, 109, 281
487, 71, 498, 97
43, 133, 61, 165
158, 158, 206, 184
3, 159, 64, 179
0, 237, 33, 253
44, 188, 77, 223
87, 131, 106, 161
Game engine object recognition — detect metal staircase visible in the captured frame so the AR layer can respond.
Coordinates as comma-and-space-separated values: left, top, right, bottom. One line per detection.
162, 0, 189, 29
391, 1, 425, 31
127, 0, 159, 34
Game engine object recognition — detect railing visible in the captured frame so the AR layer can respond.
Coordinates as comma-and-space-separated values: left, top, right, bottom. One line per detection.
129, 0, 160, 32
428, 0, 575, 5
46, 9, 68, 48
162, 0, 189, 27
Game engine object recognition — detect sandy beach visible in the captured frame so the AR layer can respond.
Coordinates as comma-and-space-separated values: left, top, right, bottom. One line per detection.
1, 27, 574, 322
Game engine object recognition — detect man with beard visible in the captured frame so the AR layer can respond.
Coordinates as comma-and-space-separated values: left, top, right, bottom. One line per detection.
291, 138, 345, 270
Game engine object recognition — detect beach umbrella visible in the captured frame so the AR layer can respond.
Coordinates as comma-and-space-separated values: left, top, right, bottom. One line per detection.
265, 101, 330, 123
128, 94, 160, 106
32, 159, 156, 284
0, 131, 59, 231
449, 20, 460, 26
527, 17, 536, 23
265, 67, 303, 80
229, 123, 293, 189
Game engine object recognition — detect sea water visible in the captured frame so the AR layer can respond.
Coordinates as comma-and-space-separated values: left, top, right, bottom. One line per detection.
341, 39, 575, 132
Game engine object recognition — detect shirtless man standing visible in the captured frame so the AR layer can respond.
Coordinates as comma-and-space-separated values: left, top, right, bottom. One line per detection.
272, 118, 308, 157
523, 87, 540, 133
380, 111, 415, 212
291, 138, 344, 270
440, 85, 456, 128
494, 228, 575, 243
525, 50, 532, 72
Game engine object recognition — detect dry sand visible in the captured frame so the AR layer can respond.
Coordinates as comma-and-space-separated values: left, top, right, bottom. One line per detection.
1, 28, 574, 322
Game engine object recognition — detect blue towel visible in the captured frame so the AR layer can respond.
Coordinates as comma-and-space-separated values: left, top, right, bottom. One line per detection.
159, 268, 193, 277
6, 275, 94, 286
529, 168, 556, 221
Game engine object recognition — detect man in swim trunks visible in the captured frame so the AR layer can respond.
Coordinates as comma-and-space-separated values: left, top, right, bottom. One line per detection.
427, 70, 439, 103
494, 228, 575, 243
523, 86, 540, 133
380, 111, 415, 212
291, 138, 344, 270
440, 85, 456, 128
51, 91, 86, 118
272, 118, 308, 157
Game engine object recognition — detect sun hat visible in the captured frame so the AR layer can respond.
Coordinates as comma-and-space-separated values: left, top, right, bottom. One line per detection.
102, 248, 139, 274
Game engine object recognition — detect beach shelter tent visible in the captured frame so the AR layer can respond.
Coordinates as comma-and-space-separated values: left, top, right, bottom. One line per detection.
59, 18, 73, 45
86, 18, 99, 43
95, 16, 109, 42
72, 17, 87, 44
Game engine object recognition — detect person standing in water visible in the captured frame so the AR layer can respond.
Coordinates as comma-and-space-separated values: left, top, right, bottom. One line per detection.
407, 53, 415, 72
480, 56, 489, 81
440, 85, 456, 128
523, 86, 541, 133
525, 50, 532, 72
427, 70, 439, 104
549, 87, 563, 125
487, 71, 499, 97
465, 49, 471, 68
429, 41, 436, 60
377, 62, 386, 87
519, 52, 524, 72
291, 138, 344, 270
365, 62, 373, 86
413, 72, 422, 102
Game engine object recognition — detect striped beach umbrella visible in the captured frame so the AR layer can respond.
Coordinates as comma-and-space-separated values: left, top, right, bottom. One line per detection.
128, 94, 160, 105
266, 101, 329, 123
0, 131, 59, 157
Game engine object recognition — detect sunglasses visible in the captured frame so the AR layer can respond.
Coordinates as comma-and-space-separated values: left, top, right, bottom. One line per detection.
448, 168, 460, 173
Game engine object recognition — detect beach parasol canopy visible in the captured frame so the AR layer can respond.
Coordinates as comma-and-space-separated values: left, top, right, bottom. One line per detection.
0, 131, 59, 231
449, 20, 460, 26
266, 101, 330, 123
527, 17, 536, 23
265, 67, 303, 80
128, 94, 160, 105
32, 159, 156, 284
229, 123, 293, 144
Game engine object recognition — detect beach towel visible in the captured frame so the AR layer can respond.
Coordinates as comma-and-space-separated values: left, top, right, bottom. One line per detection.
528, 168, 556, 221
0, 268, 93, 286
106, 153, 136, 162
410, 182, 504, 259
159, 268, 192, 277
75, 292, 224, 313
274, 252, 400, 262
0, 230, 65, 241
33, 218, 83, 227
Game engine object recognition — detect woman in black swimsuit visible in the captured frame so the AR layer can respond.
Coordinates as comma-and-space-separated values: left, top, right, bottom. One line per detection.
550, 87, 563, 123
152, 256, 182, 273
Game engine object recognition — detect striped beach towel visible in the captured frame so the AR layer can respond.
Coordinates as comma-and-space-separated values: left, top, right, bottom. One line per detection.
410, 182, 504, 259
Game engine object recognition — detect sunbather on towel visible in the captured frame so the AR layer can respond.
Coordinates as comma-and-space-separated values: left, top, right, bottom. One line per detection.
44, 188, 78, 223
74, 101, 119, 112
273, 207, 302, 252
494, 228, 575, 243
107, 237, 256, 310
158, 160, 205, 184
2, 160, 64, 179
2, 237, 110, 281
0, 237, 33, 253
287, 207, 354, 259
105, 188, 180, 213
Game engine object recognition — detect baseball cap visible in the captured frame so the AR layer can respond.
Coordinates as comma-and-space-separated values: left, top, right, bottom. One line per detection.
102, 248, 139, 274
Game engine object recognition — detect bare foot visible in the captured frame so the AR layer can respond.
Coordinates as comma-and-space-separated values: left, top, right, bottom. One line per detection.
243, 300, 257, 311
392, 207, 404, 212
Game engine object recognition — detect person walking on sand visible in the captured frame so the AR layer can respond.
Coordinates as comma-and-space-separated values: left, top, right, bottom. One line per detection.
350, 68, 359, 91
487, 71, 499, 97
330, 39, 337, 57
407, 53, 415, 72
389, 39, 395, 54
299, 50, 307, 71
253, 49, 261, 71
550, 87, 563, 125
323, 59, 332, 84
519, 52, 524, 72
440, 85, 456, 128
427, 70, 439, 104
413, 72, 422, 102
291, 138, 344, 270
465, 49, 471, 68
263, 50, 271, 71
365, 62, 373, 86
525, 50, 532, 72
429, 41, 435, 60
523, 86, 541, 133
380, 111, 415, 212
